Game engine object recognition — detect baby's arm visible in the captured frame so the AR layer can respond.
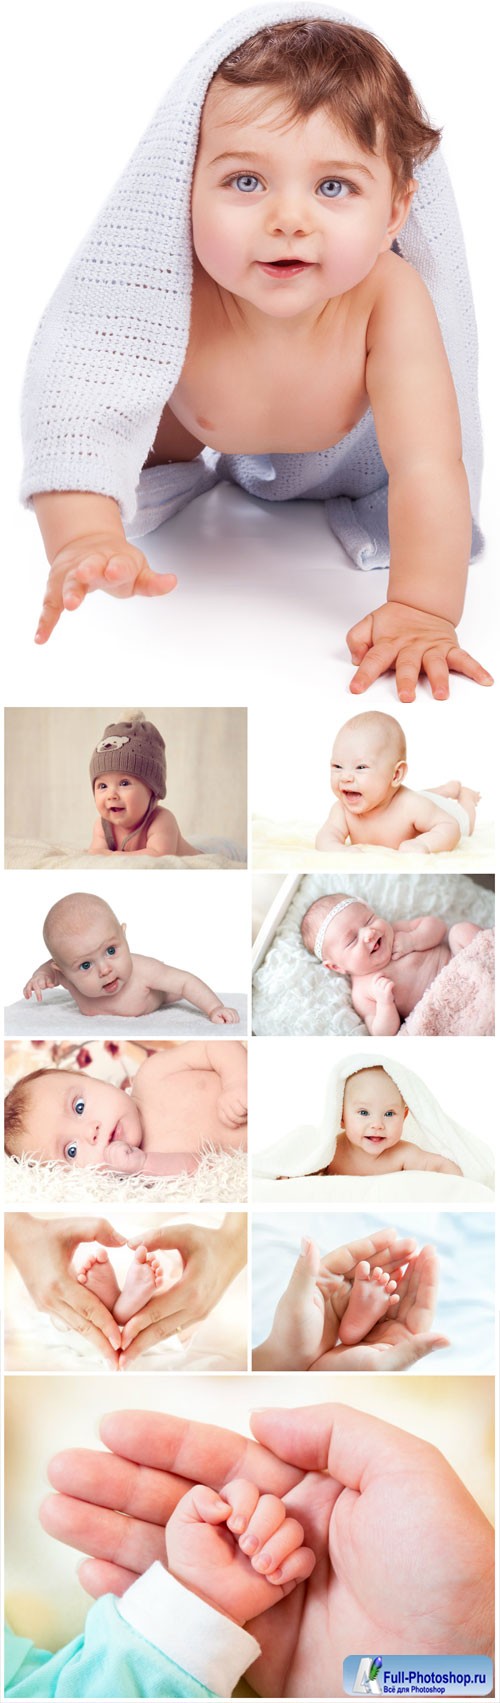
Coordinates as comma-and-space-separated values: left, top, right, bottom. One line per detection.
398, 796, 461, 854
392, 915, 448, 954
401, 1142, 462, 1176
104, 1140, 199, 1177
143, 810, 184, 855
148, 959, 240, 1024
347, 263, 492, 701
315, 802, 349, 851
88, 818, 113, 854
33, 491, 176, 645
23, 958, 63, 1001
353, 973, 401, 1037
206, 1041, 247, 1127
166, 1479, 315, 1624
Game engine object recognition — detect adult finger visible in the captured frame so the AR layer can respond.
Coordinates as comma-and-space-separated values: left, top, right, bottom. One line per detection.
422, 648, 450, 701
47, 1447, 186, 1523
320, 1230, 416, 1278
79, 1559, 138, 1599
120, 1294, 191, 1354
51, 1297, 121, 1363
376, 1334, 449, 1370
65, 1218, 127, 1250
250, 1402, 436, 1488
119, 1310, 197, 1367
445, 647, 493, 687
400, 1245, 439, 1335
126, 1226, 188, 1253
99, 1410, 302, 1500
394, 645, 423, 703
349, 640, 399, 694
40, 1493, 166, 1573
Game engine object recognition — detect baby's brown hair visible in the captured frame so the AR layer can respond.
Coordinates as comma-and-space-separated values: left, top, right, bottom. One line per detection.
217, 19, 441, 189
4, 1067, 62, 1156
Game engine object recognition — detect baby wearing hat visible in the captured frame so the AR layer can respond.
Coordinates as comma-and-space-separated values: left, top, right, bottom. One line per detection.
88, 713, 197, 856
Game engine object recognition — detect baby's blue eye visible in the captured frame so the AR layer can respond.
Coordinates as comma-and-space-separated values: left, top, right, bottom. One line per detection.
74, 1098, 85, 1116
79, 961, 91, 972
66, 1143, 78, 1160
106, 946, 116, 957
317, 178, 349, 198
358, 1109, 369, 1117
232, 173, 261, 193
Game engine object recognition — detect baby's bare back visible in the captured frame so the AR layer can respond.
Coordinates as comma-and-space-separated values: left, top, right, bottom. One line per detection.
151, 261, 382, 460
132, 1047, 239, 1151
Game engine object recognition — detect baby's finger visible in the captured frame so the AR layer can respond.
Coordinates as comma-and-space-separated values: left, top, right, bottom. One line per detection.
251, 1516, 305, 1576
349, 640, 399, 694
222, 1477, 260, 1536
239, 1493, 286, 1557
445, 646, 493, 687
394, 646, 422, 703
35, 588, 64, 644
131, 562, 178, 598
421, 648, 450, 701
182, 1485, 232, 1524
345, 612, 373, 663
266, 1544, 316, 1588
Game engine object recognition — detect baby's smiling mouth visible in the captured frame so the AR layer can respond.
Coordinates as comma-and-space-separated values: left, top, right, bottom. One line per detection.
102, 975, 121, 993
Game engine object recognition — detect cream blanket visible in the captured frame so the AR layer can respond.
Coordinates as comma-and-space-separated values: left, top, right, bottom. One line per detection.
5, 836, 245, 871
252, 814, 493, 872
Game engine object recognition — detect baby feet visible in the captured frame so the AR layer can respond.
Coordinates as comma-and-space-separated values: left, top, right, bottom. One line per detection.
77, 1248, 120, 1312
338, 1260, 399, 1346
113, 1245, 163, 1325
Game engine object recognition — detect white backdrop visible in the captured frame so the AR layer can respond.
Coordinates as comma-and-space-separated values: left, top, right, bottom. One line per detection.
3, 869, 250, 1005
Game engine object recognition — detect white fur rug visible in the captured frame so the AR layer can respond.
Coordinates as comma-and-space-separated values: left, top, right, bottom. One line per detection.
252, 872, 494, 1036
4, 1144, 248, 1206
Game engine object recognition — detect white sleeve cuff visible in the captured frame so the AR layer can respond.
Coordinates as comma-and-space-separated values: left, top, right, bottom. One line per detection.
117, 1562, 261, 1695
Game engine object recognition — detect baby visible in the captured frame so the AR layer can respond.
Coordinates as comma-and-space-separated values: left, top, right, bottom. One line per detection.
76, 1243, 172, 1324
301, 892, 481, 1034
314, 1065, 462, 1176
88, 713, 198, 856
4, 1040, 248, 1174
25, 17, 491, 700
316, 712, 479, 852
22, 892, 239, 1023
6, 1478, 314, 1698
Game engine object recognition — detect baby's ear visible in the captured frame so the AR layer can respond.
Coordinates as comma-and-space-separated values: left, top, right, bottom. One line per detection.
323, 957, 339, 974
403, 1104, 409, 1120
382, 179, 417, 248
391, 761, 407, 791
121, 922, 127, 936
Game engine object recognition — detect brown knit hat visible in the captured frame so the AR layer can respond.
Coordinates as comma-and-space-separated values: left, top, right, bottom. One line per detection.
90, 712, 166, 799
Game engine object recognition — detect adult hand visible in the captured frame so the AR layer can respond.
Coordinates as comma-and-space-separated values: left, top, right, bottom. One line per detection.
119, 1214, 246, 1367
5, 1214, 125, 1367
40, 1404, 494, 1697
346, 600, 493, 701
312, 1243, 448, 1371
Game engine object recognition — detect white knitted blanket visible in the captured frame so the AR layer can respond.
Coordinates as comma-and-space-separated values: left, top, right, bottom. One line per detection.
21, 3, 482, 569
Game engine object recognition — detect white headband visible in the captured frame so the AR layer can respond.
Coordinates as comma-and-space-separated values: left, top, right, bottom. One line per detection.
314, 898, 358, 961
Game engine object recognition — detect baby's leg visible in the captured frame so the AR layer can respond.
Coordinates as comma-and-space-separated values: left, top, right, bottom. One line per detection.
430, 782, 480, 832
337, 1262, 399, 1346
448, 921, 482, 956
76, 1249, 120, 1311
113, 1246, 164, 1324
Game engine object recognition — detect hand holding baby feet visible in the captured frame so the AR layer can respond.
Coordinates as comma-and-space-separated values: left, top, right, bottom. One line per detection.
76, 1248, 121, 1314
337, 1261, 399, 1346
35, 534, 177, 644
113, 1245, 164, 1326
347, 601, 493, 701
209, 1004, 240, 1025
165, 1478, 315, 1624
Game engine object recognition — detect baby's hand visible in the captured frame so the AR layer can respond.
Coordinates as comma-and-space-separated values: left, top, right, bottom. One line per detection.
165, 1479, 315, 1625
23, 966, 59, 1002
217, 1089, 247, 1128
372, 974, 396, 1005
346, 601, 493, 702
102, 1140, 146, 1174
399, 838, 430, 854
35, 534, 177, 644
209, 1004, 240, 1025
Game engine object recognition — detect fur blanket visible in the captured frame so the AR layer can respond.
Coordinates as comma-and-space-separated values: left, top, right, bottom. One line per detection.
401, 929, 494, 1035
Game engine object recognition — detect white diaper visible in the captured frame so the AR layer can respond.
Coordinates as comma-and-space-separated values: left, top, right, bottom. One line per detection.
419, 791, 470, 839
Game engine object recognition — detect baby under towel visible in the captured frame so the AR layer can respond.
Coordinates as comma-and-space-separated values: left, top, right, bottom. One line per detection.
5, 836, 246, 871
21, 3, 482, 570
5, 987, 247, 1038
252, 814, 494, 872
254, 1048, 494, 1186
251, 870, 494, 1035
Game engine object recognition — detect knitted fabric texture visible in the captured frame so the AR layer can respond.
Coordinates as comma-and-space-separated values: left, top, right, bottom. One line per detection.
21, 2, 482, 570
90, 714, 167, 798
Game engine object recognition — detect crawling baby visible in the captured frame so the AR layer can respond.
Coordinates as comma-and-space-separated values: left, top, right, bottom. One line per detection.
4, 1040, 247, 1174
313, 1065, 461, 1176
301, 892, 481, 1034
316, 711, 479, 852
22, 891, 239, 1023
88, 713, 199, 856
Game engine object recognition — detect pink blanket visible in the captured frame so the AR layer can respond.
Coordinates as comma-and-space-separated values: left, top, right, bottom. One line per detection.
401, 929, 495, 1036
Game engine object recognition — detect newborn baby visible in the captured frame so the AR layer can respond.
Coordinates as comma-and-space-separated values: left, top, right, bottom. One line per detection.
301, 892, 481, 1034
23, 892, 239, 1023
4, 1040, 247, 1174
319, 1066, 462, 1176
316, 711, 479, 851
76, 1242, 176, 1323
